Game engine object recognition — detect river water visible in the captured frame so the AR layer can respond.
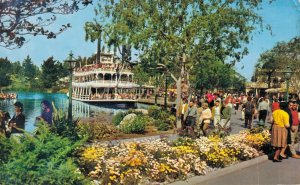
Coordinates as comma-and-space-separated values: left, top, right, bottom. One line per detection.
0, 92, 147, 132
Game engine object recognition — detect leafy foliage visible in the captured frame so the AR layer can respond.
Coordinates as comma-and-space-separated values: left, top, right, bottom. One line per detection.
148, 106, 174, 131
0, 56, 67, 91
253, 36, 300, 89
191, 60, 246, 91
50, 105, 83, 141
112, 111, 128, 126
41, 57, 68, 89
99, 0, 267, 63
157, 122, 170, 131
0, 58, 13, 88
132, 64, 149, 95
0, 133, 14, 165
0, 0, 92, 49
85, 21, 103, 64
22, 55, 39, 81
120, 115, 148, 134
0, 124, 88, 184
148, 105, 161, 120
78, 120, 118, 141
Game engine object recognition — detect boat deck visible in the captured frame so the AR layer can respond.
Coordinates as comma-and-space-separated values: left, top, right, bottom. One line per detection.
72, 97, 176, 106
72, 97, 137, 103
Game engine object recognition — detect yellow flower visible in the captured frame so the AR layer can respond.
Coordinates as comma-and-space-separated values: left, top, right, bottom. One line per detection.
81, 146, 106, 162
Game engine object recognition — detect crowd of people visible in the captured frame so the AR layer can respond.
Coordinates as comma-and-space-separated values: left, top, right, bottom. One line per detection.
177, 92, 235, 137
175, 91, 300, 162
90, 92, 138, 100
75, 63, 115, 72
0, 93, 17, 100
75, 63, 131, 73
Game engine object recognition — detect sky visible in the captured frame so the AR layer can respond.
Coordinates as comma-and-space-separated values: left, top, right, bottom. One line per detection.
0, 0, 299, 81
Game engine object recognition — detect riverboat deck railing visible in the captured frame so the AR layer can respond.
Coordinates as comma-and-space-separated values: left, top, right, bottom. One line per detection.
74, 69, 132, 76
73, 81, 139, 88
72, 95, 137, 101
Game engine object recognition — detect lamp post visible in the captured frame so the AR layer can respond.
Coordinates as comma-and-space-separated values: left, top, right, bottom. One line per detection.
283, 66, 293, 102
65, 51, 77, 123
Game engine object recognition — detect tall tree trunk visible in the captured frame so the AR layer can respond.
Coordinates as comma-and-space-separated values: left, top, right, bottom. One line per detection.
97, 31, 101, 64
174, 54, 186, 129
175, 75, 182, 128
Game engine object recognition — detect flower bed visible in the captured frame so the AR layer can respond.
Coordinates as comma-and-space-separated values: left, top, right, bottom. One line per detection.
78, 129, 270, 185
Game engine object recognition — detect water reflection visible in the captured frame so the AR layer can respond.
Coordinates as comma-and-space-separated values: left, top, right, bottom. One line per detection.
0, 92, 121, 132
0, 92, 150, 133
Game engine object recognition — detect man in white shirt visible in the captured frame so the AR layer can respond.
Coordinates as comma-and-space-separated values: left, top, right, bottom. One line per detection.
258, 97, 269, 123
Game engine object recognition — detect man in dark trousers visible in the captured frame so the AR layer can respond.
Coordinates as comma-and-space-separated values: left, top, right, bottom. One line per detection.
243, 97, 255, 129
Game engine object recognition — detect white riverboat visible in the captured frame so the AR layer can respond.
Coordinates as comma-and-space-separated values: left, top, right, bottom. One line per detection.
72, 53, 152, 104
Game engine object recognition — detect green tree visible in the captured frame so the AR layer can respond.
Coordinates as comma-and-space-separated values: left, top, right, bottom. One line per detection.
253, 36, 300, 90
94, 0, 270, 127
41, 57, 63, 89
11, 61, 22, 75
22, 55, 38, 81
255, 50, 280, 88
85, 21, 103, 64
132, 64, 149, 97
191, 60, 244, 92
0, 58, 13, 89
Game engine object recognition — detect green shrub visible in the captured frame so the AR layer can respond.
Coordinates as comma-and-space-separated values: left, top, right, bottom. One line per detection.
112, 111, 128, 126
159, 111, 169, 120
153, 119, 163, 127
157, 122, 169, 131
152, 111, 175, 131
172, 137, 196, 147
127, 109, 144, 116
78, 120, 118, 141
0, 123, 89, 185
120, 115, 149, 134
50, 104, 82, 141
148, 105, 161, 119
167, 115, 176, 126
0, 133, 14, 165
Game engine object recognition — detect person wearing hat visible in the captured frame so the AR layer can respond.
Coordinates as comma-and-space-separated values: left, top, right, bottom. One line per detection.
8, 101, 25, 136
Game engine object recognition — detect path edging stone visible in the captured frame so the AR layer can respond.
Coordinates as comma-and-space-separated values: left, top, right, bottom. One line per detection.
169, 155, 268, 185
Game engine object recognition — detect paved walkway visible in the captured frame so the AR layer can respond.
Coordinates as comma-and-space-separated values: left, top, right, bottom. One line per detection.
171, 155, 300, 185
230, 109, 273, 133
198, 157, 300, 185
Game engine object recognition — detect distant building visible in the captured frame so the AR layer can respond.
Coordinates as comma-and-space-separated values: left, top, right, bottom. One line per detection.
247, 69, 299, 97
